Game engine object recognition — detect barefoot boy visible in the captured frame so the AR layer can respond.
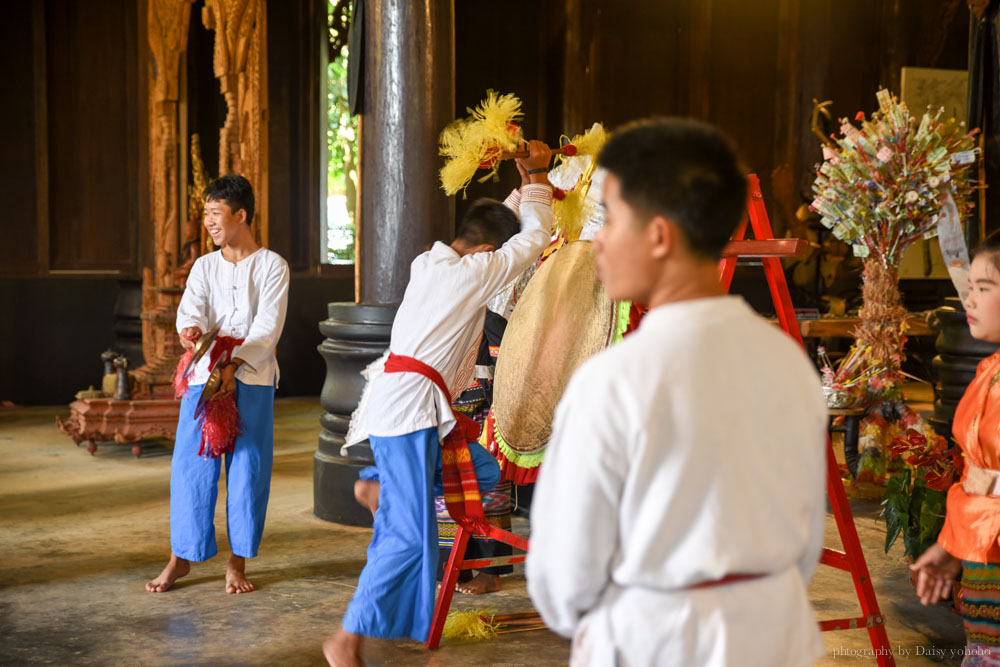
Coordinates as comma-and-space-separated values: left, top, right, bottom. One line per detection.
324, 141, 554, 665
146, 174, 289, 595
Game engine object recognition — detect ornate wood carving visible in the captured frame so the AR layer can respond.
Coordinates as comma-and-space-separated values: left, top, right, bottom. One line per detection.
134, 0, 194, 394
202, 0, 268, 246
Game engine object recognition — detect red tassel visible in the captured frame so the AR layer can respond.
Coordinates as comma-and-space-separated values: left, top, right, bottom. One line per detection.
198, 393, 243, 458
173, 350, 194, 399
553, 187, 566, 200
561, 143, 577, 156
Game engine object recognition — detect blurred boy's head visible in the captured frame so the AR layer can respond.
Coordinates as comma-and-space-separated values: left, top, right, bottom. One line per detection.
451, 198, 520, 255
595, 118, 746, 304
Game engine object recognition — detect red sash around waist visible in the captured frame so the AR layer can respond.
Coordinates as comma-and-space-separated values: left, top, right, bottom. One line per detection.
688, 573, 765, 590
383, 352, 489, 533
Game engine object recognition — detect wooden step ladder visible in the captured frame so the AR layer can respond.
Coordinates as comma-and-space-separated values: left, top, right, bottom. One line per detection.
720, 174, 895, 666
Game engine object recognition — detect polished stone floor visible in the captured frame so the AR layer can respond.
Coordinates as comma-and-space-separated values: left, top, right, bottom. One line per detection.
0, 399, 968, 665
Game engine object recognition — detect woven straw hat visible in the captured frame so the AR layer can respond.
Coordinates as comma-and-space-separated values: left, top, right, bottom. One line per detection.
492, 241, 617, 455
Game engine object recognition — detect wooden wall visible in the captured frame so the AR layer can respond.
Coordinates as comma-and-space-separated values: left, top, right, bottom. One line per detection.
0, 0, 145, 278
0, 2, 40, 276
0, 0, 147, 405
454, 0, 972, 241
267, 0, 328, 275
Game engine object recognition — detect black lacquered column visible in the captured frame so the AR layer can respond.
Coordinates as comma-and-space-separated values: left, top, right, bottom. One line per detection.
315, 303, 397, 526
314, 0, 455, 525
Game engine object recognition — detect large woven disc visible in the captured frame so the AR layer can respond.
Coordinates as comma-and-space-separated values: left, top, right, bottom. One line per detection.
492, 241, 615, 454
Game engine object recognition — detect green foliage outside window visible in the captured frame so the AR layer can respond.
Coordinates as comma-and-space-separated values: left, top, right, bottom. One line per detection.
326, 0, 358, 264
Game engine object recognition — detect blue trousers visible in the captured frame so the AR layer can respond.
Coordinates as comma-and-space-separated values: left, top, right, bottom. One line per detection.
169, 380, 275, 561
343, 428, 500, 641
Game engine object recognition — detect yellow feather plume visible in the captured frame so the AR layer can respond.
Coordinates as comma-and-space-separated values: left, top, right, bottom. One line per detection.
553, 188, 588, 242
556, 122, 608, 164
552, 123, 608, 241
439, 90, 524, 197
442, 609, 499, 640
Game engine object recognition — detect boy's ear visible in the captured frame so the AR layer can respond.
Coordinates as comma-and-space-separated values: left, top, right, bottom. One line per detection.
647, 215, 673, 260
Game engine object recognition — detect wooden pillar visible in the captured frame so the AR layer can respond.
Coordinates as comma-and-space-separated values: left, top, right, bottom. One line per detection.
358, 0, 455, 304
314, 0, 454, 524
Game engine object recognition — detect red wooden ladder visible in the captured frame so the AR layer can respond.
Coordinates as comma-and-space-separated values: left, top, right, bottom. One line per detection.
426, 522, 531, 648
721, 174, 895, 666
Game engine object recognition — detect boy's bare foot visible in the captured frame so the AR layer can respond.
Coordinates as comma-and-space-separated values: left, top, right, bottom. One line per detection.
456, 572, 501, 595
146, 554, 190, 593
225, 554, 255, 594
354, 479, 380, 516
323, 629, 363, 667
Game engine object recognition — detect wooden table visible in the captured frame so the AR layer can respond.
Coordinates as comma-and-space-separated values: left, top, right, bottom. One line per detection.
799, 315, 933, 338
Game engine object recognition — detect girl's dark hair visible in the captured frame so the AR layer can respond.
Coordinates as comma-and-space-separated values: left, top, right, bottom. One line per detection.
972, 230, 1000, 271
204, 174, 255, 225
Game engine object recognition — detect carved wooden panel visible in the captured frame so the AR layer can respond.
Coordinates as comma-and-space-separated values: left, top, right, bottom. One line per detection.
135, 0, 193, 391
148, 0, 193, 287
202, 0, 268, 246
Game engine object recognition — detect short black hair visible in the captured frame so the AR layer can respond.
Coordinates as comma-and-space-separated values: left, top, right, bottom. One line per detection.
597, 117, 747, 259
455, 198, 520, 249
204, 174, 255, 225
973, 230, 1000, 272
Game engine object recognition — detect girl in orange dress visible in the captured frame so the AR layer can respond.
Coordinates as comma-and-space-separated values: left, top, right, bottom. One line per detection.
913, 232, 1000, 665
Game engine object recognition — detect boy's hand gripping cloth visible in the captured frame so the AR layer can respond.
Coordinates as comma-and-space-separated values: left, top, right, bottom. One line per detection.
173, 335, 246, 458
383, 352, 490, 533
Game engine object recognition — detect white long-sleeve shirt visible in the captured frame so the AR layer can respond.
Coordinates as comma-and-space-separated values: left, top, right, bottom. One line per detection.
175, 247, 290, 387
526, 296, 828, 667
366, 184, 553, 440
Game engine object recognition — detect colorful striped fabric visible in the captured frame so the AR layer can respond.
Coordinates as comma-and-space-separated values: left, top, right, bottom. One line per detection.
436, 481, 513, 546
435, 375, 513, 577
961, 561, 1000, 664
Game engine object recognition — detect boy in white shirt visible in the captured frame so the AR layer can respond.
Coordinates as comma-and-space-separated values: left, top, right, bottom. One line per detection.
146, 174, 290, 596
324, 142, 554, 665
526, 119, 828, 666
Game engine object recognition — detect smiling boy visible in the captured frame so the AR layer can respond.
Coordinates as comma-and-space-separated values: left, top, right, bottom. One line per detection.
146, 174, 290, 595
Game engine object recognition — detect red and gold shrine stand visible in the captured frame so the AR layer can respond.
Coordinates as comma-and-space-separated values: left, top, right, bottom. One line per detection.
57, 397, 179, 457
